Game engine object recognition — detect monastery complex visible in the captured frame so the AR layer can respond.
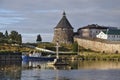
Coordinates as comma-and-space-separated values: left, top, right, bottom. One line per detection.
52, 12, 120, 53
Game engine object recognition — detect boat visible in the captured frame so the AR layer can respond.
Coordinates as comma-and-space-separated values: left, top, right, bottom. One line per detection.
22, 52, 56, 61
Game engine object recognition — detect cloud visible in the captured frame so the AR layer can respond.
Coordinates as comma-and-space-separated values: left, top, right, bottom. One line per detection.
0, 16, 25, 24
0, 9, 15, 13
22, 33, 53, 43
0, 0, 120, 42
0, 9, 26, 25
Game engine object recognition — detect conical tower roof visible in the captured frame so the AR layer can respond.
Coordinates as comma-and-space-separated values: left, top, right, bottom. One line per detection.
55, 12, 73, 29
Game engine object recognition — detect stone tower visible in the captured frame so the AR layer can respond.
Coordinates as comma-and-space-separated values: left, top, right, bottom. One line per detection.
52, 12, 74, 44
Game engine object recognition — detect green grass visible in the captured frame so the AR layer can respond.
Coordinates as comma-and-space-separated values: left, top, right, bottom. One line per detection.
0, 44, 33, 52
37, 42, 73, 51
78, 51, 120, 61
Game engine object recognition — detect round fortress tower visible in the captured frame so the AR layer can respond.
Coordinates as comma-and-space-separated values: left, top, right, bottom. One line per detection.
52, 12, 74, 44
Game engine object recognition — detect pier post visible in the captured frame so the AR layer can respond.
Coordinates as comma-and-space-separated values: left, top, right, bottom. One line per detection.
56, 41, 60, 59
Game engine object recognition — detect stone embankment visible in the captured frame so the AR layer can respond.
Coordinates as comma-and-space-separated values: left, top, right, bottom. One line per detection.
74, 38, 120, 53
0, 52, 22, 61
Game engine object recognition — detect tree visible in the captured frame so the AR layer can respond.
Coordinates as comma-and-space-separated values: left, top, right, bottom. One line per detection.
17, 34, 22, 44
9, 30, 22, 44
72, 41, 78, 52
0, 32, 4, 38
9, 31, 18, 40
5, 30, 8, 38
0, 32, 4, 43
36, 34, 42, 43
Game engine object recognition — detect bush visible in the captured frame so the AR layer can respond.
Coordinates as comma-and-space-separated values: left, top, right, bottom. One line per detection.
72, 42, 78, 52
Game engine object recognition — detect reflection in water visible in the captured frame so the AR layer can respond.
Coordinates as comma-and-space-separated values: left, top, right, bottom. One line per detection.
22, 60, 120, 70
0, 61, 22, 80
1, 60, 120, 80
22, 61, 71, 70
77, 61, 120, 70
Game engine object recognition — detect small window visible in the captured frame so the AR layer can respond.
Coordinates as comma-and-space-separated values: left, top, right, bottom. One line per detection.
117, 35, 119, 38
112, 35, 115, 38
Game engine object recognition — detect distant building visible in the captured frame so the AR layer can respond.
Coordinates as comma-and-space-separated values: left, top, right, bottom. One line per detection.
78, 24, 108, 38
52, 12, 74, 44
96, 29, 120, 41
105, 26, 118, 30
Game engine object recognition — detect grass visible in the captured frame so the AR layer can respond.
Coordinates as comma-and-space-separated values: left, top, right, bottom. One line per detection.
78, 51, 120, 61
37, 42, 73, 51
1, 43, 120, 61
0, 42, 74, 53
0, 44, 33, 52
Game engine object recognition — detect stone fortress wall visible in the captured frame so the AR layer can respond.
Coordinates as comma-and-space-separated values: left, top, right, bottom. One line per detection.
74, 38, 120, 53
53, 28, 73, 44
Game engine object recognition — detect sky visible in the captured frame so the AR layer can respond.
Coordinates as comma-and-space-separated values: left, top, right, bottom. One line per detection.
0, 0, 120, 43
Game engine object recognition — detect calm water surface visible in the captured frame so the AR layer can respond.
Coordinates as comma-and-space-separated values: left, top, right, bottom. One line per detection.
1, 61, 120, 80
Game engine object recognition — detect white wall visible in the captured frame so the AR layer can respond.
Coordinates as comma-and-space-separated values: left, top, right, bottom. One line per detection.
96, 31, 107, 39
97, 31, 120, 41
90, 29, 107, 38
79, 29, 90, 37
79, 28, 107, 38
108, 35, 120, 41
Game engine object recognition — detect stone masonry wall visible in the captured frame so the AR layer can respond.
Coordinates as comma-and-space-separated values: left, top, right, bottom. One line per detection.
74, 38, 120, 53
53, 28, 73, 44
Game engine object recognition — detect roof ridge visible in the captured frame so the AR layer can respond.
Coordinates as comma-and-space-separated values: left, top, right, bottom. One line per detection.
55, 12, 73, 29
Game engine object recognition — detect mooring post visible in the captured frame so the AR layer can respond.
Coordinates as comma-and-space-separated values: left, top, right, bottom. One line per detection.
56, 41, 59, 59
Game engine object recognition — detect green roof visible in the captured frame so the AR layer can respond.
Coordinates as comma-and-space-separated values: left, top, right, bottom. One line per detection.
103, 29, 120, 35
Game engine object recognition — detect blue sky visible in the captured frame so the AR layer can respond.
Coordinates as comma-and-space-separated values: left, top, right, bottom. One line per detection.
0, 0, 120, 43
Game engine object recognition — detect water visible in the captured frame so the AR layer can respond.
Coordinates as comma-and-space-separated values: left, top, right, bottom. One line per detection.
1, 61, 120, 80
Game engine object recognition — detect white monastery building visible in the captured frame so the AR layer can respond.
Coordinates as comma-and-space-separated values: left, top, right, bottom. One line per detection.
77, 24, 120, 41
97, 29, 120, 41
78, 24, 107, 38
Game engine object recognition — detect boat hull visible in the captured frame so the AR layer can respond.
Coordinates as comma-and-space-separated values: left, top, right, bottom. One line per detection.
22, 55, 56, 61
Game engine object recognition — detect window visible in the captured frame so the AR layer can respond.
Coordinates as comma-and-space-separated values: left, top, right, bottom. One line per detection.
112, 35, 115, 38
116, 35, 117, 38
